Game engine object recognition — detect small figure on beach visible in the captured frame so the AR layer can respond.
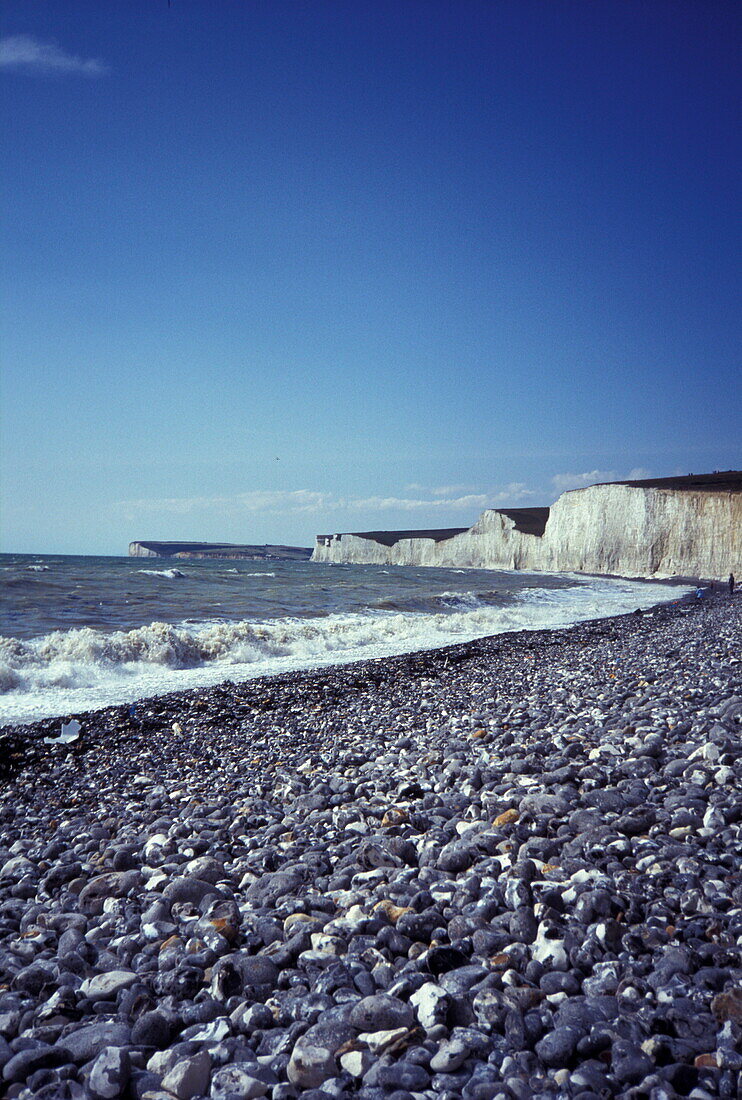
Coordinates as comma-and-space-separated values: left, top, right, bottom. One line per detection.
730, 573, 736, 596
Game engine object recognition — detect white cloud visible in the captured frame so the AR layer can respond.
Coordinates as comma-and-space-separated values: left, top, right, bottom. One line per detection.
114, 489, 489, 517
115, 490, 333, 516
495, 482, 541, 503
551, 469, 617, 493
431, 484, 474, 496
0, 35, 108, 76
115, 483, 544, 521
551, 468, 655, 494
347, 494, 491, 512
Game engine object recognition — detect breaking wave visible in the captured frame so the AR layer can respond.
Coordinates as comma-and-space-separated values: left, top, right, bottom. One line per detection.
373, 589, 502, 613
0, 575, 690, 722
136, 568, 187, 579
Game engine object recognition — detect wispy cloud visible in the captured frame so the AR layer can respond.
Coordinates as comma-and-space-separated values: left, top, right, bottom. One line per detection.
431, 484, 474, 496
551, 469, 617, 493
115, 490, 332, 517
493, 482, 542, 504
114, 484, 542, 520
347, 484, 541, 510
347, 494, 491, 512
551, 467, 653, 493
0, 35, 109, 76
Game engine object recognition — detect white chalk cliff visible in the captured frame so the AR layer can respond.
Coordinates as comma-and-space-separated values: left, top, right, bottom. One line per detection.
312, 479, 741, 580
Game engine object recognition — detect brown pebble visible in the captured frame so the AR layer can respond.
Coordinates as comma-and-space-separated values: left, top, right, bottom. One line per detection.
711, 988, 742, 1023
381, 807, 409, 827
374, 899, 413, 924
695, 1053, 721, 1068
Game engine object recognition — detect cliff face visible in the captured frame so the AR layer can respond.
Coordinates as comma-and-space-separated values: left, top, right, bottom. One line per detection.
128, 541, 312, 560
129, 543, 160, 557
527, 484, 740, 578
312, 483, 741, 580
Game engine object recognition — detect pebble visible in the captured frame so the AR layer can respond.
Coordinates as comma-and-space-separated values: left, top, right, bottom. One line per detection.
350, 995, 415, 1032
0, 594, 739, 1098
429, 1037, 470, 1072
409, 981, 450, 1030
211, 1064, 272, 1099
85, 1046, 130, 1100
161, 1051, 212, 1099
286, 1037, 338, 1089
79, 970, 138, 1001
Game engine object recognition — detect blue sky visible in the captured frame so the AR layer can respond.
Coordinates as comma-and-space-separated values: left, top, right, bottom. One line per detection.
1, 0, 739, 555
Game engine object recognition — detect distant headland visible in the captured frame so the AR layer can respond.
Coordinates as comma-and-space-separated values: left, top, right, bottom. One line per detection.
128, 541, 312, 561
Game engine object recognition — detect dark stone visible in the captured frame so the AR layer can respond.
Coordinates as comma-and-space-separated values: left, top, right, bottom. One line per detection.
60, 1022, 132, 1064
130, 1011, 174, 1049
535, 1026, 581, 1067
2, 1044, 70, 1083
611, 1039, 653, 1084
350, 995, 414, 1032
427, 946, 471, 976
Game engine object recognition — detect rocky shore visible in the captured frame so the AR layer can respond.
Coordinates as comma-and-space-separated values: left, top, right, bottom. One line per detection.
0, 594, 740, 1099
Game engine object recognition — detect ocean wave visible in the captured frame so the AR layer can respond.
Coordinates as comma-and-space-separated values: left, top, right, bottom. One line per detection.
136, 568, 187, 579
0, 663, 22, 692
434, 589, 502, 609
0, 578, 691, 715
374, 589, 502, 613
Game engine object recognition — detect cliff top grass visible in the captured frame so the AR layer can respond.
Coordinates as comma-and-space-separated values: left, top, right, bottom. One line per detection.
130, 541, 312, 557
599, 470, 742, 492
343, 528, 469, 547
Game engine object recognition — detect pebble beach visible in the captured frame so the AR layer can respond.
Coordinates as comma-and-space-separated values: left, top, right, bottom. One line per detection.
0, 594, 740, 1100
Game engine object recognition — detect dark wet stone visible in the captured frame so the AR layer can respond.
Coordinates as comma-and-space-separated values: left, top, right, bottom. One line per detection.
509, 907, 538, 944
374, 1063, 431, 1090
535, 1026, 581, 1067
162, 875, 222, 906
59, 1021, 132, 1064
611, 1039, 653, 1084
349, 995, 414, 1032
427, 946, 471, 976
86, 1046, 130, 1100
2, 1044, 70, 1083
78, 871, 142, 915
130, 1010, 174, 1049
437, 841, 476, 873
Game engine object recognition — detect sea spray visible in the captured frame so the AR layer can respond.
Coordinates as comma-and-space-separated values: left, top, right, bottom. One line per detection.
0, 567, 692, 723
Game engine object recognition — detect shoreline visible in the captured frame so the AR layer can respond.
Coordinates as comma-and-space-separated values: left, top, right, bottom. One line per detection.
0, 592, 739, 1098
0, 576, 699, 740
0, 587, 697, 754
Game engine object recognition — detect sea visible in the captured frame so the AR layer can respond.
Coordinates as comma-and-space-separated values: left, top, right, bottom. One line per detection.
0, 553, 693, 725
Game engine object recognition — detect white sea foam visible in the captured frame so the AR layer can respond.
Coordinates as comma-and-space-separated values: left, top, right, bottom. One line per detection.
0, 576, 691, 723
433, 590, 498, 609
136, 568, 187, 578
